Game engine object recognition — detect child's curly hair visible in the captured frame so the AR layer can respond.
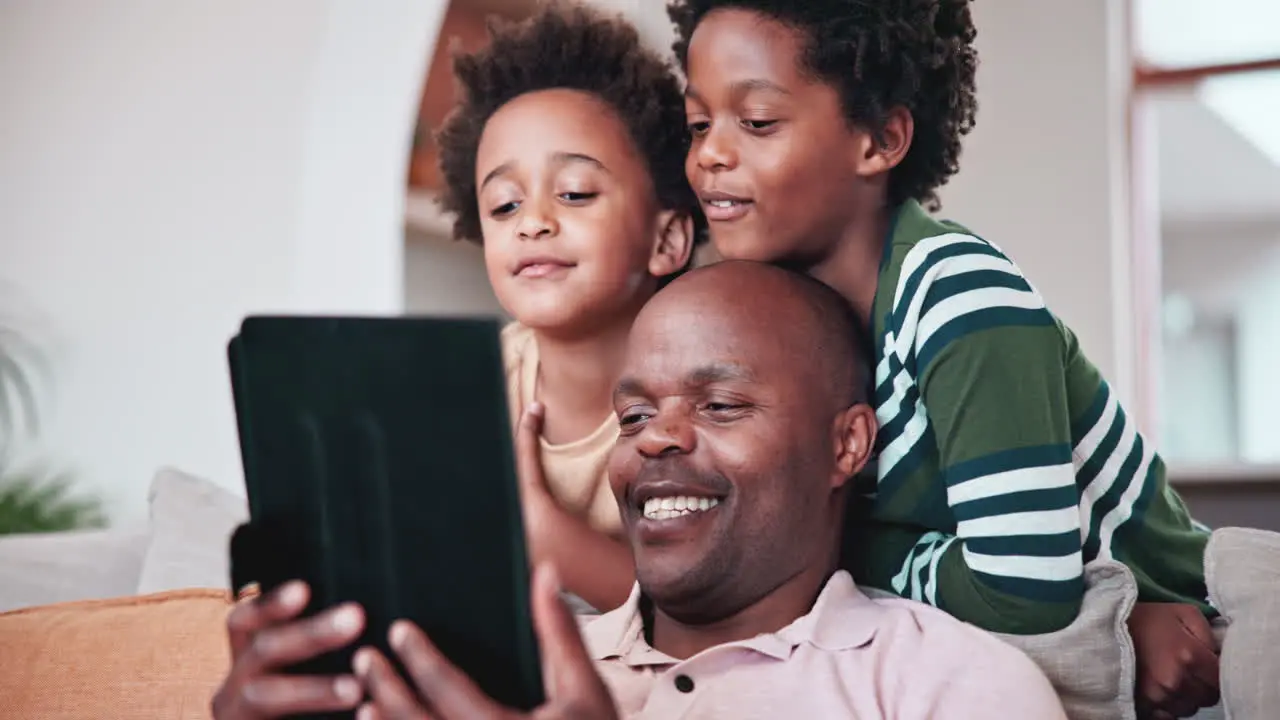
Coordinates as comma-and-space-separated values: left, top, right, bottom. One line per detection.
668, 0, 979, 210
436, 2, 701, 243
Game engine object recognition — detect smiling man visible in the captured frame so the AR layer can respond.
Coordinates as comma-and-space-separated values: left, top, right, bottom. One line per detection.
213, 261, 1066, 720
569, 260, 1065, 719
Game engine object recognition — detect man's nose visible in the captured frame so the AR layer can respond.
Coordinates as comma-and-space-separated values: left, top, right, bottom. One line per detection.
695, 122, 737, 172
636, 413, 696, 458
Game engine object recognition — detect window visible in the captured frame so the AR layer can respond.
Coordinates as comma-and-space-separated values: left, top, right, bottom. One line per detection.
1132, 0, 1280, 466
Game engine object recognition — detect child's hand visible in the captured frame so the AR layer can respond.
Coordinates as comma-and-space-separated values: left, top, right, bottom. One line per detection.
1127, 602, 1220, 719
516, 402, 557, 563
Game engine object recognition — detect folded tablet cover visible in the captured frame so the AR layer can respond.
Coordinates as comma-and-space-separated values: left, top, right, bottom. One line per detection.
228, 316, 542, 712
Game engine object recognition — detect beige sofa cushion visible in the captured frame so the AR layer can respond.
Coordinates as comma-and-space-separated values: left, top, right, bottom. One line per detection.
1205, 526, 1280, 720
0, 588, 233, 719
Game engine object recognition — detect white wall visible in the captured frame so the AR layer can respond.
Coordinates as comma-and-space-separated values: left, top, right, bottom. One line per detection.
935, 0, 1136, 412
404, 228, 504, 316
0, 0, 445, 523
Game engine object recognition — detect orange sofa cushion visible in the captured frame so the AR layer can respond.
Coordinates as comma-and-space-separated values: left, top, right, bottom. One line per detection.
0, 589, 234, 720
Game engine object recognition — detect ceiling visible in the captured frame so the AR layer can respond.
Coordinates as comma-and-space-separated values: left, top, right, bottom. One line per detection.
1156, 87, 1280, 323
1154, 87, 1280, 227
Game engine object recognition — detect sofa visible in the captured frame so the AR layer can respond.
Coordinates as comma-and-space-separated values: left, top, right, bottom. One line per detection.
0, 467, 1275, 719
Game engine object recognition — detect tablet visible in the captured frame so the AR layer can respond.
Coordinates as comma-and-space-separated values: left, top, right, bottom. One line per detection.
227, 315, 543, 714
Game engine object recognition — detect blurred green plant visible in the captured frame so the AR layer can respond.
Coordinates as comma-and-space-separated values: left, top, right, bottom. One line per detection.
0, 465, 106, 534
0, 317, 105, 535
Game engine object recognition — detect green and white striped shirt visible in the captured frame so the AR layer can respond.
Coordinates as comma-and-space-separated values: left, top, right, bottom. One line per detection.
850, 200, 1211, 635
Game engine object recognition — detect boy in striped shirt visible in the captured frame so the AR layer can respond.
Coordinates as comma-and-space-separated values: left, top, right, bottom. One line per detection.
668, 0, 1234, 715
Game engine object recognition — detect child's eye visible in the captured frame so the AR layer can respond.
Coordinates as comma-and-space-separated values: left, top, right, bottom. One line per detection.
741, 119, 777, 131
687, 121, 710, 137
558, 191, 597, 204
490, 201, 519, 218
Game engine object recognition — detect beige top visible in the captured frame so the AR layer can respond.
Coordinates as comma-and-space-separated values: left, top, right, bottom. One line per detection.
501, 322, 623, 537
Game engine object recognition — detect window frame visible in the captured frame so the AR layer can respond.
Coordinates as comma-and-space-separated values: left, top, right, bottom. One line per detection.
1126, 0, 1280, 475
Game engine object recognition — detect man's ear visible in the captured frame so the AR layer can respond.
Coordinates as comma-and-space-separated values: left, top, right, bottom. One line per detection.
648, 210, 695, 279
851, 106, 913, 179
831, 403, 878, 488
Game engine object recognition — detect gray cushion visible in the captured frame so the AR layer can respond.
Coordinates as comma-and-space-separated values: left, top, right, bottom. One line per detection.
996, 561, 1138, 720
1205, 526, 1280, 720
0, 525, 150, 612
135, 467, 247, 594
862, 560, 1138, 720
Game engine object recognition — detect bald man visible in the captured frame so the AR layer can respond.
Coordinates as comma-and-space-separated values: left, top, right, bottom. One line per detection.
214, 261, 1066, 720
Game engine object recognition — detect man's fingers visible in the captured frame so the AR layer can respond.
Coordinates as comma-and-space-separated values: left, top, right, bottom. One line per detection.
227, 581, 310, 659
357, 704, 391, 720
354, 647, 432, 720
515, 402, 547, 490
244, 603, 366, 674
220, 674, 363, 717
389, 620, 506, 720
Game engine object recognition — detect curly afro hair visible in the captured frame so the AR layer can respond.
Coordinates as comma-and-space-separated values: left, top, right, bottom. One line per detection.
436, 2, 701, 244
667, 0, 978, 210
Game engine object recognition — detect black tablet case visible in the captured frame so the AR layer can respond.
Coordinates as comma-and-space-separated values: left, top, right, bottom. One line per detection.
227, 316, 543, 716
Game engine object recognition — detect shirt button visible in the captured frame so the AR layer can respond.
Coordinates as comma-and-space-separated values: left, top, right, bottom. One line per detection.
674, 674, 695, 693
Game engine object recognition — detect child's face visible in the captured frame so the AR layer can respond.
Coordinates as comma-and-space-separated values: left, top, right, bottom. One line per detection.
476, 88, 667, 334
683, 9, 870, 265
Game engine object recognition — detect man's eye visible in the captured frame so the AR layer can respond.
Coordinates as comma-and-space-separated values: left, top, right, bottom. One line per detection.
619, 411, 651, 426
704, 402, 749, 415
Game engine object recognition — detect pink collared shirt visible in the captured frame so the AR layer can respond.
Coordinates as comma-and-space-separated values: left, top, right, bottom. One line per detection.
580, 571, 1066, 720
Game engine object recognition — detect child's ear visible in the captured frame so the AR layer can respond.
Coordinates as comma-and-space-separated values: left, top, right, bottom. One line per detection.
831, 403, 878, 489
648, 210, 695, 279
852, 106, 914, 179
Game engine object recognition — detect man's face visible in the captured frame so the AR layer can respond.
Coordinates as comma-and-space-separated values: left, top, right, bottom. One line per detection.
607, 275, 850, 621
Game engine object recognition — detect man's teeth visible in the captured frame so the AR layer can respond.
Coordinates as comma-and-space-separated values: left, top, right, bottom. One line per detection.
642, 495, 720, 521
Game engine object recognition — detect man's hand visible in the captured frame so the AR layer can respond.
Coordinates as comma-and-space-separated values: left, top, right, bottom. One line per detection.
211, 581, 367, 719
353, 562, 618, 720
1128, 602, 1220, 719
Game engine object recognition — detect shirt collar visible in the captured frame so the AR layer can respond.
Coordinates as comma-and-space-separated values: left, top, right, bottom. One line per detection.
582, 571, 881, 666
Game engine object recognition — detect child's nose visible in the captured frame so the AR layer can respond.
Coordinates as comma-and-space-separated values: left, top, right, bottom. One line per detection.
516, 205, 558, 240
696, 123, 738, 172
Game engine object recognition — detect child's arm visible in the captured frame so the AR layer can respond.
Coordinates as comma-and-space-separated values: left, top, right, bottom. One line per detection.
515, 403, 635, 613
861, 241, 1086, 634
522, 491, 636, 612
